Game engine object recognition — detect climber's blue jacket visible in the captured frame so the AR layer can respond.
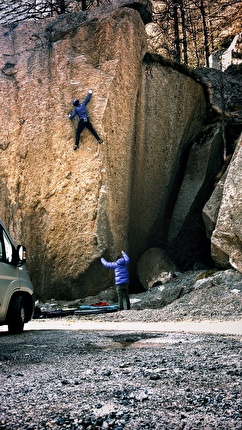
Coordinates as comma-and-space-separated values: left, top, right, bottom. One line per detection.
101, 252, 130, 285
69, 93, 92, 120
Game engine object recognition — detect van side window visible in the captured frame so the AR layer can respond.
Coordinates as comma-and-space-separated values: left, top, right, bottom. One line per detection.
2, 231, 14, 263
0, 232, 3, 261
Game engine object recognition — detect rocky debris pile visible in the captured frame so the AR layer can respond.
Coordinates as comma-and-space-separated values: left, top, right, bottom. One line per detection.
34, 268, 242, 322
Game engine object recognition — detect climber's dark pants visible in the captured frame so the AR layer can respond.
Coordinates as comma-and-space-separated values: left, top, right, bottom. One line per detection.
116, 283, 130, 310
75, 118, 101, 146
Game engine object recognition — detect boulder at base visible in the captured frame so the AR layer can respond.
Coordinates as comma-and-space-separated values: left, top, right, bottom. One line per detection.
137, 248, 177, 290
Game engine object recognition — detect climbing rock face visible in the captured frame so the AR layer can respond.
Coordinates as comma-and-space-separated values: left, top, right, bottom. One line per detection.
0, 2, 208, 299
0, 5, 148, 299
211, 136, 242, 273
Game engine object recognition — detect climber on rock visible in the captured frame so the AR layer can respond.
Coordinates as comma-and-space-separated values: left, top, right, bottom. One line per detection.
69, 90, 103, 150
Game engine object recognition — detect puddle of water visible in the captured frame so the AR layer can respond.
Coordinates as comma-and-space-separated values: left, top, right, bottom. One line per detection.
126, 333, 201, 348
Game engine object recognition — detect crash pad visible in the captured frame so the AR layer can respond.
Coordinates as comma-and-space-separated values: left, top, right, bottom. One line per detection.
74, 305, 119, 315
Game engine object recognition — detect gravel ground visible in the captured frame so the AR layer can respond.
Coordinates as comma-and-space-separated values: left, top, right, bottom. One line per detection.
0, 319, 242, 429
0, 326, 241, 430
0, 277, 242, 430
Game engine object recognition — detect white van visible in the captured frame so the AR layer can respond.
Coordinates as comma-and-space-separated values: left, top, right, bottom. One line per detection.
0, 219, 35, 333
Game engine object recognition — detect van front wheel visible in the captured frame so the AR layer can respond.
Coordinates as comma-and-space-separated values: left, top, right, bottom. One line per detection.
8, 296, 25, 334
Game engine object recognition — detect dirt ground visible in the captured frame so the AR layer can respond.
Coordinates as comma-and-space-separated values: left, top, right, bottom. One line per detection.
16, 316, 242, 336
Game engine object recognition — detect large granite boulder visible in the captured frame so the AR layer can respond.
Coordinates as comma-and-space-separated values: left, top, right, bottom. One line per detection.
211, 136, 242, 273
0, 2, 208, 299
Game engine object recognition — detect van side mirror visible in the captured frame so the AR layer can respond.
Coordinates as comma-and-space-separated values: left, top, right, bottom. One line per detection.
17, 245, 27, 266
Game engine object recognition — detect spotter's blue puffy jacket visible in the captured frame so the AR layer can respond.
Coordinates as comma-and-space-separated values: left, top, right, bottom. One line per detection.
69, 93, 92, 120
101, 252, 130, 285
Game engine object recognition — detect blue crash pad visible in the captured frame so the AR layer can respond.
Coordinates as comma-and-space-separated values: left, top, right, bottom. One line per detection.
74, 305, 119, 315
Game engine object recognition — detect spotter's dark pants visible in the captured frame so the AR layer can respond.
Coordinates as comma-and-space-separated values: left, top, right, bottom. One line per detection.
75, 118, 101, 146
116, 283, 130, 310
